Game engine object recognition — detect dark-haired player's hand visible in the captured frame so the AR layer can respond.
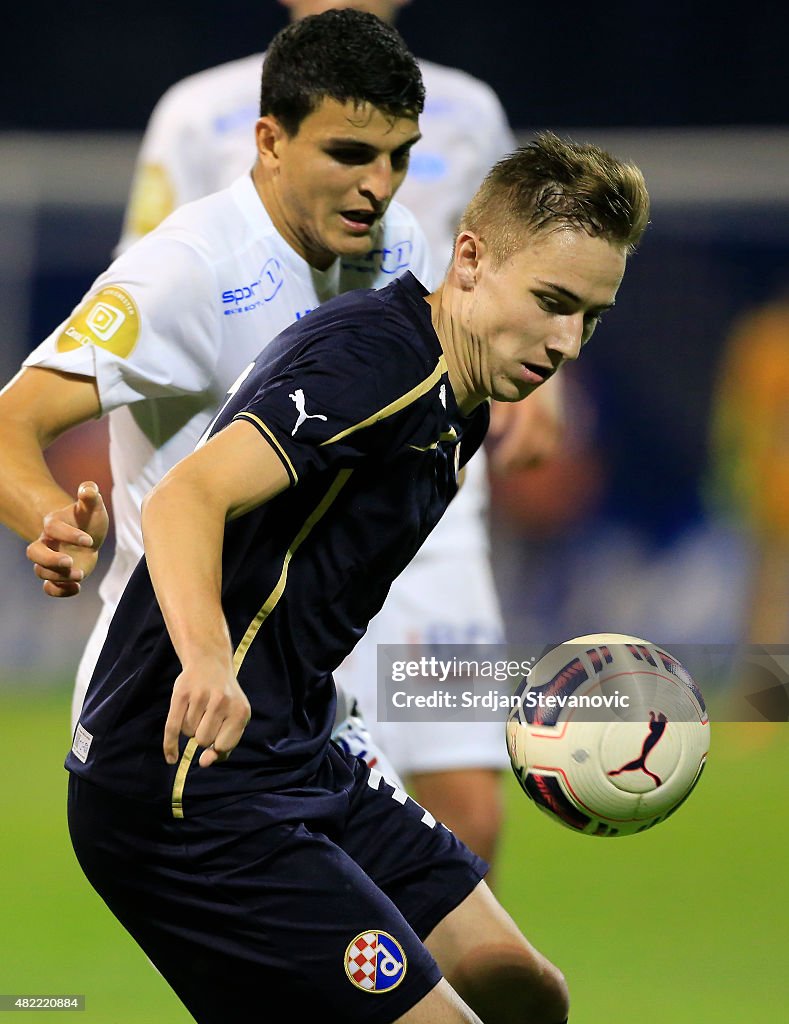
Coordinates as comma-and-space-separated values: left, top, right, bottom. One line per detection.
27, 481, 109, 597
163, 662, 251, 767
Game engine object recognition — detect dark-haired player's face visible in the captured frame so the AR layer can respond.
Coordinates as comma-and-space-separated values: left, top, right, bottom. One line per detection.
466, 228, 626, 404
259, 97, 420, 270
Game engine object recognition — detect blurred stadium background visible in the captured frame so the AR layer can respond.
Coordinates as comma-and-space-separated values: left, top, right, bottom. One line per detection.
1, 2, 787, 1020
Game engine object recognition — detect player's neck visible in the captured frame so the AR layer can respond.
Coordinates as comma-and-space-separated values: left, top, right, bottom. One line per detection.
425, 285, 487, 415
251, 167, 337, 271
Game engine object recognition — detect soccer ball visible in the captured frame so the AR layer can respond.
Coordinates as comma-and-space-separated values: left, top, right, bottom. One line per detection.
506, 633, 709, 837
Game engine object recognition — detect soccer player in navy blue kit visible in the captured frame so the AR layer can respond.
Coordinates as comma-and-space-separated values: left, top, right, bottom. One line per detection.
66, 134, 649, 1023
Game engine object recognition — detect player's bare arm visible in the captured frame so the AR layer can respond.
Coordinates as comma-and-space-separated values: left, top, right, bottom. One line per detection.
143, 419, 290, 768
0, 367, 108, 595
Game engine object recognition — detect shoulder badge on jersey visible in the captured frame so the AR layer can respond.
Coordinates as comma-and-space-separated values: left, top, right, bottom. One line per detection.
344, 930, 407, 993
57, 286, 140, 358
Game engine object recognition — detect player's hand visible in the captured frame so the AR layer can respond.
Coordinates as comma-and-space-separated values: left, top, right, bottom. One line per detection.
26, 482, 109, 598
163, 663, 251, 768
487, 392, 565, 475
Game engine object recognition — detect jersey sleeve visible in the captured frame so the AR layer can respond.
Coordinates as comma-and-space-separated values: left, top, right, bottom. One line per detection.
231, 326, 444, 487
23, 238, 220, 413
117, 81, 215, 253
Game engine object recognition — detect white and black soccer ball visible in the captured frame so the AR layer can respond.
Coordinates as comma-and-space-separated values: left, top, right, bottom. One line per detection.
506, 633, 710, 837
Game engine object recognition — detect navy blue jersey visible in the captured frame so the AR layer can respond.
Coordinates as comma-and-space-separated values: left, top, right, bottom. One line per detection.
68, 274, 489, 813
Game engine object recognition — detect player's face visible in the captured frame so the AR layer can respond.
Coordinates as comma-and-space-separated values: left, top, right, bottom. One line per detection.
279, 1, 409, 23
258, 97, 420, 269
465, 228, 627, 404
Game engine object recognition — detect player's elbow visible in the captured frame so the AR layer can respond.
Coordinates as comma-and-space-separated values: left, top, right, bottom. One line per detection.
503, 953, 570, 1024
142, 462, 228, 540
140, 484, 159, 537
140, 472, 187, 531
452, 943, 570, 1024
534, 960, 570, 1024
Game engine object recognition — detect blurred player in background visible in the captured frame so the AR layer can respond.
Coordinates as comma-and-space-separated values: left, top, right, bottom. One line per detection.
708, 289, 789, 644
67, 132, 648, 1024
706, 288, 789, 729
0, 7, 430, 786
116, 0, 565, 869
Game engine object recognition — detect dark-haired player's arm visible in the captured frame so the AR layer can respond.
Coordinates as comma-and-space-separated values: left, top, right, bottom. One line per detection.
142, 418, 289, 768
0, 367, 109, 595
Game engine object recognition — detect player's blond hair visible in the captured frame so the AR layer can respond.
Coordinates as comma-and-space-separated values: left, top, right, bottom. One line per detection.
459, 131, 650, 264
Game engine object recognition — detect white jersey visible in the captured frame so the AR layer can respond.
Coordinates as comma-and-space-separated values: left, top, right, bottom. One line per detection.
25, 176, 432, 698
119, 54, 519, 556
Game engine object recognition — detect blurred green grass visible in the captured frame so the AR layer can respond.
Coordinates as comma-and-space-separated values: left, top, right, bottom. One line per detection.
1, 686, 786, 1021
497, 718, 788, 1021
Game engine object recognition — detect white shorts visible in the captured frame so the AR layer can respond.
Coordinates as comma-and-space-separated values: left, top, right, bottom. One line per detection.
333, 548, 510, 777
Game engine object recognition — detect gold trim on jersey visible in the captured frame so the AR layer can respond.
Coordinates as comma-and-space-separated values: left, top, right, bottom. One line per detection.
408, 426, 459, 452
169, 356, 447, 818
234, 412, 299, 484
234, 467, 353, 672
321, 355, 447, 447
169, 470, 352, 818
171, 737, 199, 820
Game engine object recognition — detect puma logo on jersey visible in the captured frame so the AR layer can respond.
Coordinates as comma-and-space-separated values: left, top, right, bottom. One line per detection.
289, 389, 327, 436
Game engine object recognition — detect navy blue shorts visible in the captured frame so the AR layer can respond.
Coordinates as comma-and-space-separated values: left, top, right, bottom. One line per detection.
68, 749, 487, 1023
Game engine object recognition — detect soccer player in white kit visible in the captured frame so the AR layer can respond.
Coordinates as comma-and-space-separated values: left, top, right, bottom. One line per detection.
111, 0, 565, 869
0, 9, 427, 784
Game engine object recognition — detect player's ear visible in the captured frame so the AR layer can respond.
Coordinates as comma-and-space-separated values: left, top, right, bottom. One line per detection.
453, 230, 485, 290
255, 116, 287, 168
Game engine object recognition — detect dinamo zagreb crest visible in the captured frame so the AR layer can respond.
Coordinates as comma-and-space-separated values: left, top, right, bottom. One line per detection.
344, 930, 407, 992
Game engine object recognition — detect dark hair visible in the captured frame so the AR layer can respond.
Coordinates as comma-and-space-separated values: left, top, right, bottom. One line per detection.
460, 131, 651, 263
260, 9, 424, 134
